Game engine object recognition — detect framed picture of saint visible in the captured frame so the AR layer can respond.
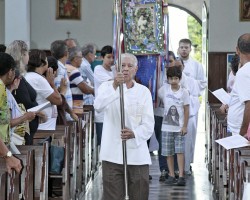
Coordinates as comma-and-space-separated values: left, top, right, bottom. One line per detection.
56, 0, 81, 20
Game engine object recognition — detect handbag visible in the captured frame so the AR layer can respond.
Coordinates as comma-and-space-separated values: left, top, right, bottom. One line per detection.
49, 135, 65, 174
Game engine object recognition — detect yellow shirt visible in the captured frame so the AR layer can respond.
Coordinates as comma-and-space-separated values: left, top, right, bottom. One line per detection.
0, 79, 10, 143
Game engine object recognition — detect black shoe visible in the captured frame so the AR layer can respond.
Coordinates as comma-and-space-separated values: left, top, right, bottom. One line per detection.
165, 176, 177, 185
174, 171, 179, 179
176, 177, 186, 186
149, 175, 152, 180
159, 170, 168, 182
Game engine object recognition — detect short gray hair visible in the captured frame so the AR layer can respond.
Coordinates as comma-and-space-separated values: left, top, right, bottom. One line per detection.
68, 47, 81, 62
81, 43, 97, 56
121, 53, 138, 67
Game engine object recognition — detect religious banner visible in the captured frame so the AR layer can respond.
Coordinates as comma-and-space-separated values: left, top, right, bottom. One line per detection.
122, 0, 164, 55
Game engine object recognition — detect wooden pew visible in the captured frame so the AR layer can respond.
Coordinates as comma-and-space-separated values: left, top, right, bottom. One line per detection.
206, 103, 221, 182
217, 117, 227, 199
211, 107, 225, 196
67, 121, 79, 199
75, 118, 84, 195
233, 147, 250, 200
229, 148, 235, 199
82, 111, 93, 191
0, 167, 7, 199
208, 103, 228, 199
34, 126, 70, 200
241, 160, 250, 199
17, 142, 49, 200
0, 150, 34, 200
83, 105, 98, 174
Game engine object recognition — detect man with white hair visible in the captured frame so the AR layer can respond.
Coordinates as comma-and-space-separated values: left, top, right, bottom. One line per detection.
94, 53, 154, 200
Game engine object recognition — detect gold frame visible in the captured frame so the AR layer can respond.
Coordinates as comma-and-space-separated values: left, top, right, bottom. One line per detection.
56, 0, 81, 20
240, 0, 250, 21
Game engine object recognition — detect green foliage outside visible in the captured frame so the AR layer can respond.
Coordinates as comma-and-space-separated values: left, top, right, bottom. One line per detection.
187, 16, 202, 62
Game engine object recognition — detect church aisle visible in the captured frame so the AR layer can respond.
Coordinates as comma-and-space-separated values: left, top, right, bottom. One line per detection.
148, 130, 213, 200
80, 131, 214, 200
81, 102, 214, 200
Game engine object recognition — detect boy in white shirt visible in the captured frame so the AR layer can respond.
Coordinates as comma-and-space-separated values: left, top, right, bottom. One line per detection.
94, 45, 115, 146
158, 66, 190, 186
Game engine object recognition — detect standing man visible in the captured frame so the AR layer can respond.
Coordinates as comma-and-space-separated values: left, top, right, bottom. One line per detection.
51, 40, 74, 120
228, 33, 250, 136
178, 38, 207, 174
0, 52, 22, 174
80, 43, 97, 105
94, 53, 154, 200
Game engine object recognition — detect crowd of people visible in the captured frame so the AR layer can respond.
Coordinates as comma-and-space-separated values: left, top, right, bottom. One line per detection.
2, 34, 250, 199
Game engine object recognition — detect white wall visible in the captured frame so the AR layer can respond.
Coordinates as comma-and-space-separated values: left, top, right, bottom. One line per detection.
5, 0, 30, 46
208, 0, 249, 52
0, 0, 5, 43
30, 0, 113, 50
1, 0, 250, 52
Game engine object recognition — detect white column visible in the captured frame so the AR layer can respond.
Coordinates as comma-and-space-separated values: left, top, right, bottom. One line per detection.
5, 0, 30, 46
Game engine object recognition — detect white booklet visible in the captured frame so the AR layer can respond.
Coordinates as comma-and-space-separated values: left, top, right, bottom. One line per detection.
211, 88, 231, 105
27, 102, 51, 112
215, 135, 250, 150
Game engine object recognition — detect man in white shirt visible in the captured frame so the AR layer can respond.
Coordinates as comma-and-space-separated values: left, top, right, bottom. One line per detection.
80, 43, 96, 105
178, 38, 207, 174
228, 33, 250, 136
94, 53, 154, 200
51, 40, 74, 121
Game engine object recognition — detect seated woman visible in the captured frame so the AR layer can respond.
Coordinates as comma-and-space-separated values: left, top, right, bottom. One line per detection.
66, 47, 94, 114
25, 49, 62, 130
6, 69, 36, 145
6, 40, 40, 144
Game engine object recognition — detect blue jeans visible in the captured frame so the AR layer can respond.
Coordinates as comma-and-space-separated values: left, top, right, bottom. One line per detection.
96, 122, 103, 146
154, 116, 168, 171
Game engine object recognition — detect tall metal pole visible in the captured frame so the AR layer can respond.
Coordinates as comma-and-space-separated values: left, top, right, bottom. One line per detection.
114, 0, 129, 199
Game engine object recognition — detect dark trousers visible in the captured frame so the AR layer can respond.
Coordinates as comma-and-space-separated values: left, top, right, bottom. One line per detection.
95, 122, 103, 146
154, 116, 168, 171
102, 161, 149, 200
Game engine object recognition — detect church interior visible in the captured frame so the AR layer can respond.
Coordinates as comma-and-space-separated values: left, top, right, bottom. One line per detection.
0, 0, 250, 199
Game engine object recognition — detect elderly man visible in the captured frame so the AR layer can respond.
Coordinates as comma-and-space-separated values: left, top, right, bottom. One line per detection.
0, 52, 22, 174
228, 33, 250, 136
51, 40, 75, 120
94, 53, 154, 200
80, 43, 97, 105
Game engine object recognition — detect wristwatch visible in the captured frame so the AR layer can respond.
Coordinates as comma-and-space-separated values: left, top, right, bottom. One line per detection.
2, 151, 12, 159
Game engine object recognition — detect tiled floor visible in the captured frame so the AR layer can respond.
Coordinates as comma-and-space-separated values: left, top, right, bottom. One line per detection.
81, 102, 214, 200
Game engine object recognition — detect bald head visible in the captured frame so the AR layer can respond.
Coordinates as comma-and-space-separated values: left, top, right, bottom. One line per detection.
237, 33, 250, 54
